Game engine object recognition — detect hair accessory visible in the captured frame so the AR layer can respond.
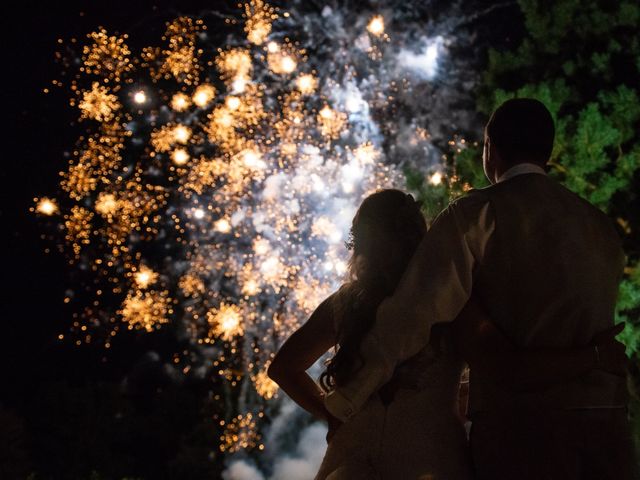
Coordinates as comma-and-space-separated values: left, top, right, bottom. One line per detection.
345, 229, 355, 251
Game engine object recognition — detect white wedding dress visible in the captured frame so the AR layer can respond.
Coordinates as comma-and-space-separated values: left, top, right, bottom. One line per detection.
315, 327, 473, 480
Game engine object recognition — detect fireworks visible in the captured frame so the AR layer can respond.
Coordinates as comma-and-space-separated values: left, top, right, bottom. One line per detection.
35, 198, 59, 216
95, 193, 118, 216
317, 105, 348, 139
64, 206, 93, 257
367, 15, 385, 36
78, 82, 120, 122
38, 0, 483, 459
220, 412, 263, 453
81, 28, 132, 78
133, 90, 147, 104
429, 171, 444, 185
133, 265, 159, 289
215, 48, 252, 87
192, 83, 216, 107
267, 43, 298, 74
208, 303, 244, 341
244, 0, 278, 46
171, 148, 190, 166
119, 290, 172, 332
173, 125, 192, 143
214, 218, 232, 233
240, 148, 266, 170
296, 73, 317, 95
224, 96, 239, 111
253, 368, 279, 399
171, 92, 191, 111
62, 162, 97, 200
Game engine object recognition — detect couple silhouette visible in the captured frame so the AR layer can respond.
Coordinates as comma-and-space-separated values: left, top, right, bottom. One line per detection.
269, 99, 638, 480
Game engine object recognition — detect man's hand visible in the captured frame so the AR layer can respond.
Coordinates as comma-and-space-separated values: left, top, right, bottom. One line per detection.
590, 323, 628, 377
325, 412, 343, 444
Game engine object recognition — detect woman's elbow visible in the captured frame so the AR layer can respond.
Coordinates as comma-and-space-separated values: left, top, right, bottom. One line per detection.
267, 358, 285, 383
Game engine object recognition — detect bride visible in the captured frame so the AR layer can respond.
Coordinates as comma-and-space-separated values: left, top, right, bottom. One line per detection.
268, 189, 627, 480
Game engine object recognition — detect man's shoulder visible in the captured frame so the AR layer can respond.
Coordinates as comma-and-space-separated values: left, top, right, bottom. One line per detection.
448, 186, 493, 213
464, 176, 620, 244
554, 182, 611, 220
433, 188, 495, 231
531, 176, 619, 231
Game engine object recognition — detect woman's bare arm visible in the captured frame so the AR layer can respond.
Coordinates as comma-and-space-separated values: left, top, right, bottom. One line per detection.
452, 299, 627, 392
268, 295, 337, 421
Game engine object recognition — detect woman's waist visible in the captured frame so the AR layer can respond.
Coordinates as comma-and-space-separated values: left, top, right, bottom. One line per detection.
378, 365, 462, 404
385, 385, 459, 406
353, 385, 458, 415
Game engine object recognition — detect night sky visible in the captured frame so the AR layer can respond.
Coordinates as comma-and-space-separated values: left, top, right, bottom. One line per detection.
2, 1, 528, 477
3, 0, 520, 407
4, 0, 241, 406
4, 3, 248, 476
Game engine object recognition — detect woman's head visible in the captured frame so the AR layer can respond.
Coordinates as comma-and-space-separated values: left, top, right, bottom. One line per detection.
320, 189, 426, 392
347, 189, 427, 292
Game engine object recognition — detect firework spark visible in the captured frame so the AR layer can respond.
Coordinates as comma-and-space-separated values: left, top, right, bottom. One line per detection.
208, 303, 244, 341
35, 198, 59, 216
367, 15, 385, 36
119, 290, 172, 332
220, 412, 263, 453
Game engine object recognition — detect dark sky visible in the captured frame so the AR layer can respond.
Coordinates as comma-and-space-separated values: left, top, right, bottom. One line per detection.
2, 0, 519, 407
2, 0, 241, 406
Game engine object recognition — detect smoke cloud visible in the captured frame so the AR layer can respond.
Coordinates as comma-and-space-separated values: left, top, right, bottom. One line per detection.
223, 417, 328, 480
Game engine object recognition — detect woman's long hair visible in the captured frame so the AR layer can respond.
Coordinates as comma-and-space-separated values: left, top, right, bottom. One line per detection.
320, 189, 427, 392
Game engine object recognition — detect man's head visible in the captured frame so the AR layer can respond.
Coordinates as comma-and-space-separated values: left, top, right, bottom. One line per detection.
483, 98, 555, 183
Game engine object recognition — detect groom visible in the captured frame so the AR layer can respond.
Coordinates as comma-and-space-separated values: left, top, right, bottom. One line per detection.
324, 98, 637, 479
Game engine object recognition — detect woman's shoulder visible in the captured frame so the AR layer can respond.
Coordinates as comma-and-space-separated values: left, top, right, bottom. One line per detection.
334, 281, 357, 300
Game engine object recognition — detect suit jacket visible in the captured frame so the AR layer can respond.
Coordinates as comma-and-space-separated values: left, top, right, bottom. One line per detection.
470, 173, 627, 412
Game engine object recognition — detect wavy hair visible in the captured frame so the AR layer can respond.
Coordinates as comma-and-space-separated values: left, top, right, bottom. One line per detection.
320, 189, 426, 392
